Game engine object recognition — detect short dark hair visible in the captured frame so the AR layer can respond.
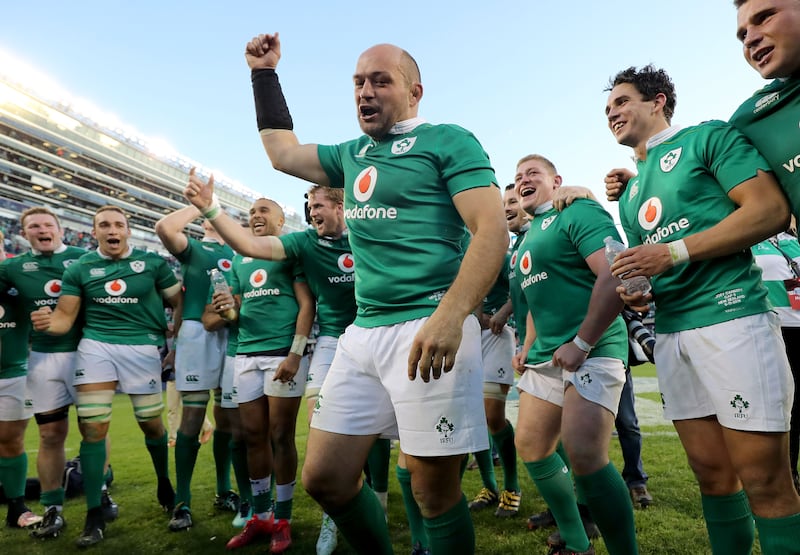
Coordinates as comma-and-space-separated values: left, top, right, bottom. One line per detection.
504, 183, 516, 191
733, 0, 748, 7
606, 65, 677, 124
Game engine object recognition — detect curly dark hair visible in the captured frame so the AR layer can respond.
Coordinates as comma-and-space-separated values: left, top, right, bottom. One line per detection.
606, 65, 677, 124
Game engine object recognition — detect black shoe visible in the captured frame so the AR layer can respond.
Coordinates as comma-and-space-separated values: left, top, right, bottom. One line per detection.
5, 497, 42, 528
30, 506, 65, 539
75, 509, 105, 548
527, 508, 556, 531
101, 490, 119, 522
168, 503, 193, 532
213, 490, 240, 513
157, 477, 175, 513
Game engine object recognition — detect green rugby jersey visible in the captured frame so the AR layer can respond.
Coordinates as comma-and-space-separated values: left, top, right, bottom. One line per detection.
175, 238, 234, 321
279, 228, 356, 337
515, 200, 627, 364
508, 226, 530, 345
318, 121, 497, 327
229, 254, 303, 354
619, 122, 770, 333
0, 245, 85, 352
483, 253, 510, 316
0, 288, 30, 379
60, 248, 178, 346
730, 77, 800, 220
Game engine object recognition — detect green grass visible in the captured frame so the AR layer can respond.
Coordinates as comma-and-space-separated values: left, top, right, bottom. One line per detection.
3, 380, 760, 554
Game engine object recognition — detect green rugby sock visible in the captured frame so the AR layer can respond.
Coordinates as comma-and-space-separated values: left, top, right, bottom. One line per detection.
423, 494, 475, 555
174, 431, 200, 507
145, 431, 170, 479
492, 421, 520, 491
574, 462, 639, 554
80, 440, 106, 510
230, 440, 251, 504
0, 453, 27, 499
475, 441, 499, 493
755, 511, 800, 555
397, 465, 428, 548
213, 430, 233, 494
328, 482, 393, 555
366, 438, 391, 494
525, 454, 589, 552
701, 491, 754, 555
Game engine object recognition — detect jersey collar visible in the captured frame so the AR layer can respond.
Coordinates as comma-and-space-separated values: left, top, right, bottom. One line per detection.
643, 125, 683, 156
31, 243, 67, 256
388, 117, 426, 136
96, 245, 134, 260
534, 201, 554, 216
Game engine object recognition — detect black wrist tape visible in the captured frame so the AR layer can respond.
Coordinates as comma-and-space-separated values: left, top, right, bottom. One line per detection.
251, 68, 293, 131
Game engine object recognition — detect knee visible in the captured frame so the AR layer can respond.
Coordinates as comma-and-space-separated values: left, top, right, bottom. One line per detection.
302, 463, 338, 504
686, 454, 740, 494
37, 421, 68, 447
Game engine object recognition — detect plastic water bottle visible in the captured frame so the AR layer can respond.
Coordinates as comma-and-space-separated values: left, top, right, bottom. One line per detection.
209, 268, 235, 320
603, 236, 652, 296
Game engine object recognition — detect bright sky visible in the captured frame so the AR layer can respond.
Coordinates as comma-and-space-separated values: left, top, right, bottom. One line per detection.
0, 1, 767, 221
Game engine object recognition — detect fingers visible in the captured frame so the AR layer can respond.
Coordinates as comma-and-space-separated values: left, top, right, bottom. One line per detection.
407, 344, 422, 381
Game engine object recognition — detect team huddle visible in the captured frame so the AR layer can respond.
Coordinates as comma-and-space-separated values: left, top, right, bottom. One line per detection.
2, 0, 800, 553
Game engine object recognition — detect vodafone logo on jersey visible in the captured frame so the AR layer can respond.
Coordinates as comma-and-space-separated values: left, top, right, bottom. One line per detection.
105, 279, 127, 296
518, 251, 532, 276
244, 269, 279, 298
44, 279, 62, 298
638, 197, 662, 231
353, 166, 378, 202
249, 269, 268, 288
510, 251, 518, 269
218, 259, 232, 272
337, 254, 355, 273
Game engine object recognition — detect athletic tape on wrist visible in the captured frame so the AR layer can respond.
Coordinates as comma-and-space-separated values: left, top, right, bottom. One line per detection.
202, 193, 221, 220
572, 335, 593, 354
252, 69, 293, 131
290, 334, 308, 356
667, 239, 690, 266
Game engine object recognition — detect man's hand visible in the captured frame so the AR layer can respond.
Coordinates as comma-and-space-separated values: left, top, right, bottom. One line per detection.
407, 312, 464, 382
605, 168, 634, 202
615, 285, 652, 313
30, 306, 52, 332
488, 312, 507, 335
245, 33, 281, 71
161, 349, 176, 371
552, 341, 588, 373
609, 243, 672, 279
512, 351, 527, 374
274, 353, 300, 383
211, 290, 236, 321
184, 167, 215, 212
553, 186, 596, 211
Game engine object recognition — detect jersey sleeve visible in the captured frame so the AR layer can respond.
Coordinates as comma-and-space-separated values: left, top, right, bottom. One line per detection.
0, 259, 11, 292
154, 256, 180, 291
437, 126, 498, 196
60, 259, 83, 297
318, 144, 346, 189
278, 231, 303, 262
565, 199, 623, 259
702, 121, 773, 194
174, 237, 195, 264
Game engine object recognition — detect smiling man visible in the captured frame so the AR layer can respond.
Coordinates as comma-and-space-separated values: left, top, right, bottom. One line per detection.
606, 65, 799, 555
30, 205, 182, 547
511, 155, 637, 555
